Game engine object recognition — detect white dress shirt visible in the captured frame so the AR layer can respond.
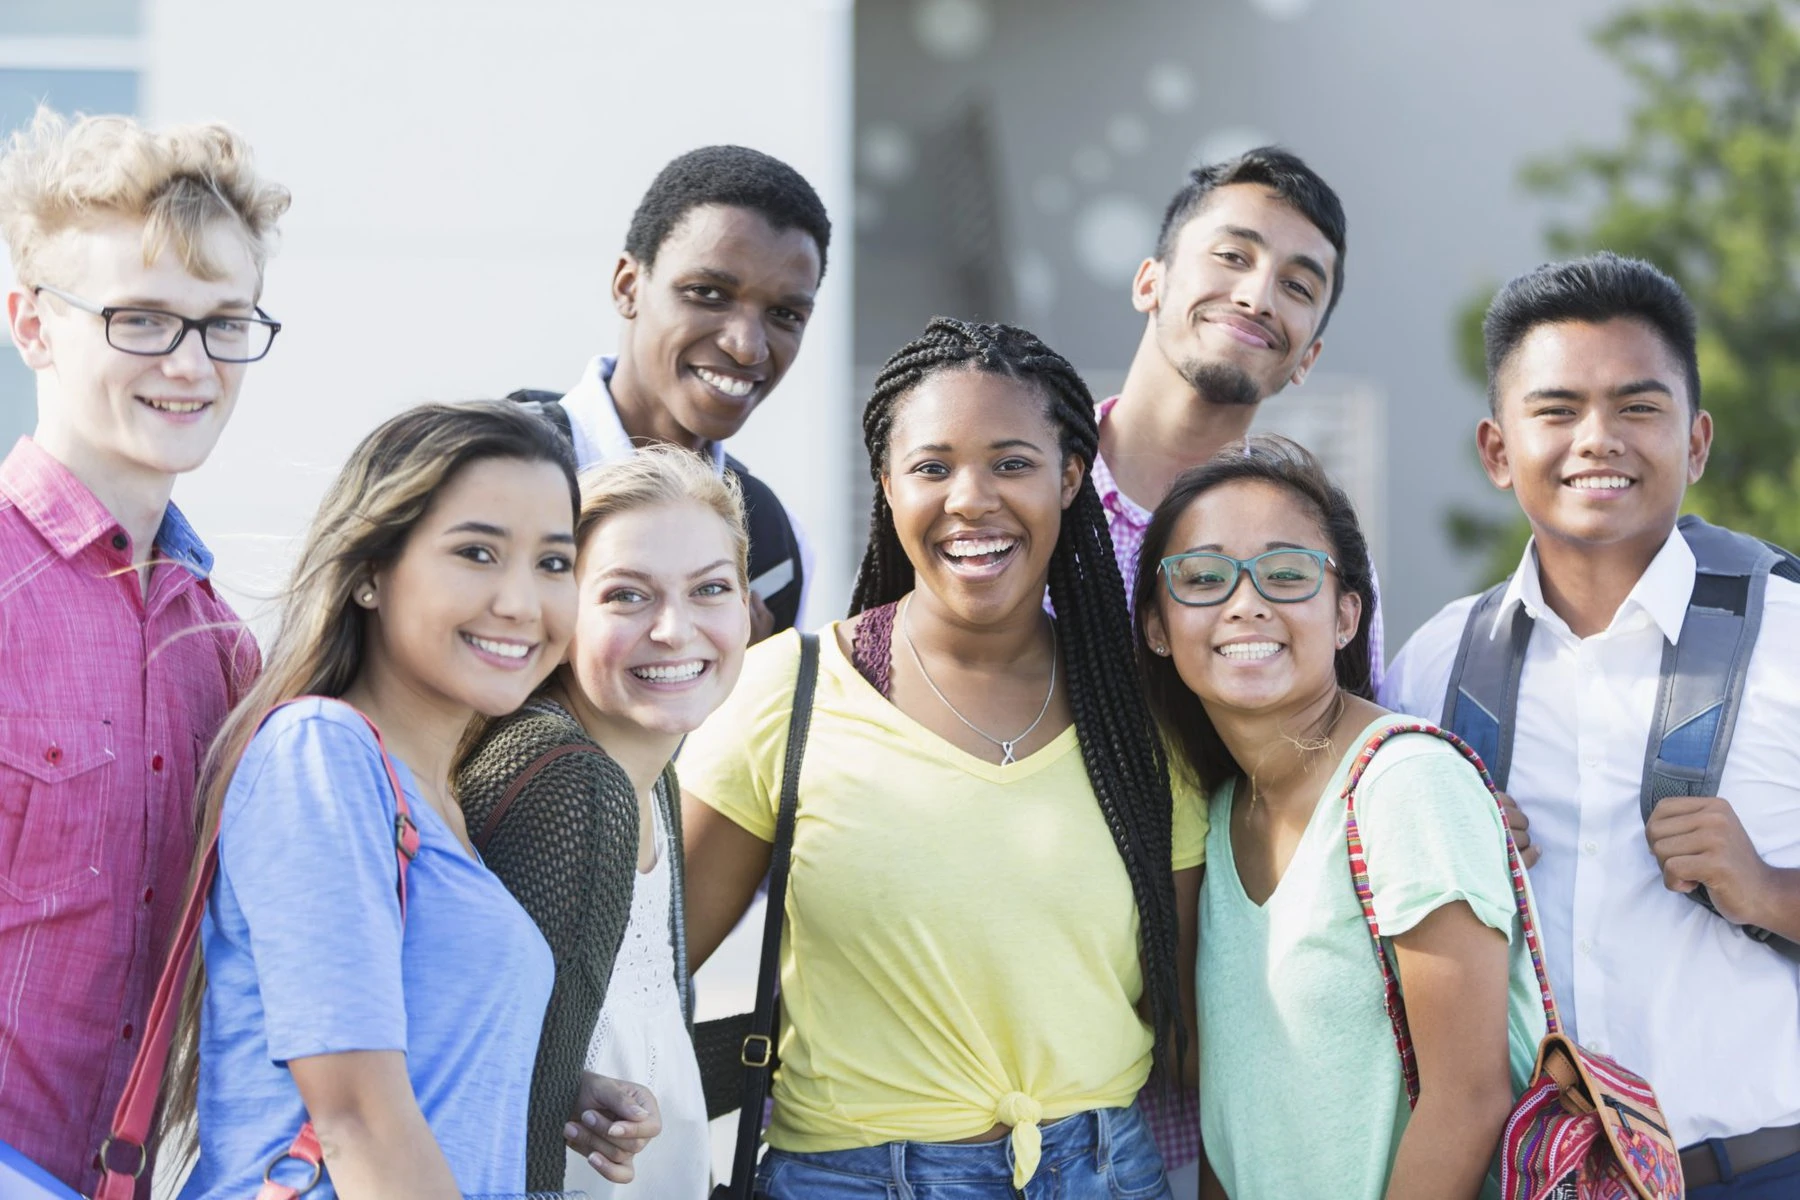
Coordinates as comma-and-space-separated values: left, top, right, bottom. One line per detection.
1382, 528, 1800, 1146
558, 354, 730, 473
558, 354, 813, 624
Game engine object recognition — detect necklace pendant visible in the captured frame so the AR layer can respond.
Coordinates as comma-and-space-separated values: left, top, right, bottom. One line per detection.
999, 741, 1017, 766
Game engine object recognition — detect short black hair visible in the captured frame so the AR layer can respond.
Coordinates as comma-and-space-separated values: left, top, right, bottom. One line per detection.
623, 145, 832, 282
1154, 145, 1348, 330
1483, 251, 1700, 415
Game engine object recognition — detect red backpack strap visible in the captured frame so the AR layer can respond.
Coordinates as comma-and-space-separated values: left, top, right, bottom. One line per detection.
96, 698, 416, 1200
1340, 720, 1562, 1109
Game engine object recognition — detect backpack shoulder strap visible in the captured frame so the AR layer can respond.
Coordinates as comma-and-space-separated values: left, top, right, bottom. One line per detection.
507, 387, 574, 443
1649, 516, 1800, 960
1439, 580, 1532, 790
724, 454, 805, 633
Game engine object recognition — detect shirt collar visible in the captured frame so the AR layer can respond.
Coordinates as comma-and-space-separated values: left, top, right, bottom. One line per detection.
1493, 525, 1695, 645
1090, 395, 1150, 527
154, 501, 215, 577
562, 354, 728, 475
0, 437, 213, 578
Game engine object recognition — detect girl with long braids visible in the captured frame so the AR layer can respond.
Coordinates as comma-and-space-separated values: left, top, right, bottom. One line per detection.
682, 317, 1201, 1200
166, 403, 659, 1198
1132, 436, 1545, 1199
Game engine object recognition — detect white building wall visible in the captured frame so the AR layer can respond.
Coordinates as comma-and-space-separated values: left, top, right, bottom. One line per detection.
146, 0, 857, 630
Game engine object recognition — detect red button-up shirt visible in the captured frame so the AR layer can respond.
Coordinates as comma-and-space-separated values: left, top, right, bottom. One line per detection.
0, 438, 258, 1196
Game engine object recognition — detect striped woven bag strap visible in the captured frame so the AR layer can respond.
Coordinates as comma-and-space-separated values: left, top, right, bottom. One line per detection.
1340, 720, 1562, 1107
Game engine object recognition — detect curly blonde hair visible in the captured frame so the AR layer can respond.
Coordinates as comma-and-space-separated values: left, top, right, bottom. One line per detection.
0, 105, 290, 291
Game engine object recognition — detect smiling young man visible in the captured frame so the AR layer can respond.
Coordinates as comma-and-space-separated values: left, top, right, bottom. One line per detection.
534, 145, 830, 642
1099, 147, 1365, 1190
1383, 254, 1800, 1197
1095, 147, 1347, 597
0, 109, 286, 1194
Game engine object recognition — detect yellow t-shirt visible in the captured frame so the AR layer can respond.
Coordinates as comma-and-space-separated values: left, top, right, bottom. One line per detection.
681, 625, 1206, 1185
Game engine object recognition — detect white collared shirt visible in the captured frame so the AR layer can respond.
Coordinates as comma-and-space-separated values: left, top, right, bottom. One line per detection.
558, 354, 729, 474
556, 354, 812, 624
1382, 527, 1800, 1146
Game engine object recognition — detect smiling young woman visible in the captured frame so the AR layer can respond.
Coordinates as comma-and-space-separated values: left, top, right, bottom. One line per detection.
679, 317, 1199, 1200
1132, 435, 1548, 1200
163, 402, 608, 1199
456, 445, 752, 1196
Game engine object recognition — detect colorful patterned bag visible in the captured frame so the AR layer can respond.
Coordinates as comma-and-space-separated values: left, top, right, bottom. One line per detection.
1342, 722, 1684, 1200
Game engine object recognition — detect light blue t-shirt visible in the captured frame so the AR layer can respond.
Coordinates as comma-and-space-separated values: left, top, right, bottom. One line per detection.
1198, 719, 1549, 1200
179, 700, 553, 1198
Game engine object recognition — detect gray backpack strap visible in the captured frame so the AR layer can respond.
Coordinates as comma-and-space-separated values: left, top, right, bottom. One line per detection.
1440, 581, 1533, 792
1649, 515, 1800, 960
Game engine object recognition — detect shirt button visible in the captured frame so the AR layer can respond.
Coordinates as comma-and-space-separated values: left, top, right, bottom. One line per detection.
151, 754, 164, 772
142, 887, 154, 905
1583, 841, 1598, 855
1578, 938, 1593, 956
110, 532, 128, 551
44, 744, 61, 765
120, 1023, 133, 1041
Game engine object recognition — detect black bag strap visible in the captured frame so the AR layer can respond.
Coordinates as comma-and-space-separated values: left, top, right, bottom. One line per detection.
719, 632, 820, 1199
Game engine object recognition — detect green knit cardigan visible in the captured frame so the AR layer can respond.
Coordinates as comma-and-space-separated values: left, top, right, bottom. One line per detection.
456, 697, 693, 1192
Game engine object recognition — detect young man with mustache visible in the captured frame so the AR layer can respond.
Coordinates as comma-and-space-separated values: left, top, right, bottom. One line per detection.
1093, 147, 1356, 1193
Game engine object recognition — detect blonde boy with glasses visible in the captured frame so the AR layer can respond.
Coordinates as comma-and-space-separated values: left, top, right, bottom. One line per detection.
0, 107, 286, 1196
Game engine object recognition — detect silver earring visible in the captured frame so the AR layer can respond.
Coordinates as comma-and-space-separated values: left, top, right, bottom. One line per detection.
357, 586, 377, 607
1154, 644, 1170, 656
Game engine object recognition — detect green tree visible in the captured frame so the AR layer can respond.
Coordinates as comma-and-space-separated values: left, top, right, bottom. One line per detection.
1453, 0, 1800, 582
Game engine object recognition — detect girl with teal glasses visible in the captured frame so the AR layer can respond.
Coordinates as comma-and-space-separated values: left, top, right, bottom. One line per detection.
1133, 435, 1547, 1200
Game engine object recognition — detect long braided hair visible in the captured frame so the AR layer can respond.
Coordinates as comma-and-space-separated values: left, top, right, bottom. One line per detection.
852, 316, 1185, 1076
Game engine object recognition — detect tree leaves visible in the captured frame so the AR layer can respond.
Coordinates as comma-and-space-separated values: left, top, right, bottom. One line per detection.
1449, 0, 1800, 580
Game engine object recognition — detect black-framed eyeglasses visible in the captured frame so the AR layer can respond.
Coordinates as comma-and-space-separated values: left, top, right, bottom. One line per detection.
33, 284, 281, 363
1158, 548, 1337, 607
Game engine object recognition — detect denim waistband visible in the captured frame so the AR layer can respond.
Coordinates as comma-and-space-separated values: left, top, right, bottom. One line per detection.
766, 1104, 1138, 1183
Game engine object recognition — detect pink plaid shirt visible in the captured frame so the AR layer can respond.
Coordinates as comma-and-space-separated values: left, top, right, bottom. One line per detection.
0, 438, 258, 1196
1092, 396, 1387, 1172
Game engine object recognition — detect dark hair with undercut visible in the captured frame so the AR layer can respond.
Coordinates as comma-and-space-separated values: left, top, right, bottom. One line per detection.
1133, 434, 1375, 796
1154, 145, 1348, 331
1482, 251, 1700, 415
852, 316, 1185, 1078
623, 144, 832, 281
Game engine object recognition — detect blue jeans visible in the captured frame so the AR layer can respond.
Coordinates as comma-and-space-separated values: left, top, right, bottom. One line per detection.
755, 1104, 1171, 1199
1688, 1146, 1800, 1198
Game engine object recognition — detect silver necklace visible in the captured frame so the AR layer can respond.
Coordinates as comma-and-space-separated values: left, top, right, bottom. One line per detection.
899, 594, 1057, 765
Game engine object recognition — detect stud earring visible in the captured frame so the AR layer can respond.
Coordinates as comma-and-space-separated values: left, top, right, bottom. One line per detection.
356, 585, 377, 607
1154, 644, 1170, 656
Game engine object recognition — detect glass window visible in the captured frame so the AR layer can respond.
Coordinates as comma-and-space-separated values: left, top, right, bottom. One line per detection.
0, 4, 140, 38
0, 67, 140, 448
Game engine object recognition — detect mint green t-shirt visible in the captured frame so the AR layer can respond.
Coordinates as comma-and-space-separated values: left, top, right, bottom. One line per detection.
1198, 719, 1549, 1200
